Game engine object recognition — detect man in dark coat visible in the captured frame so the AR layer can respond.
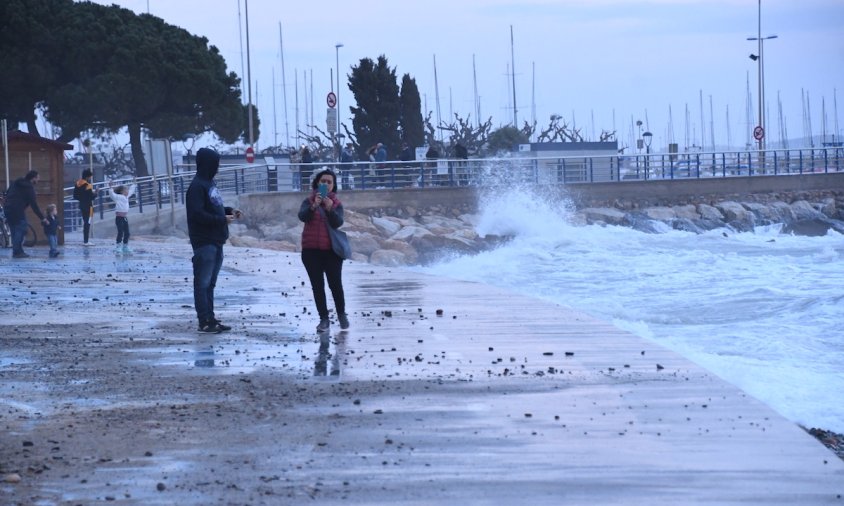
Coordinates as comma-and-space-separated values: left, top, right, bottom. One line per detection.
4, 170, 48, 258
185, 148, 242, 333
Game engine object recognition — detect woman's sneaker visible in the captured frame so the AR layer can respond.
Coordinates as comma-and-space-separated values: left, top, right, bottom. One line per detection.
338, 313, 350, 329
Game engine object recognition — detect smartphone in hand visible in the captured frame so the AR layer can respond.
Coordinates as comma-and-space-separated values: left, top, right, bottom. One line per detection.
318, 183, 328, 198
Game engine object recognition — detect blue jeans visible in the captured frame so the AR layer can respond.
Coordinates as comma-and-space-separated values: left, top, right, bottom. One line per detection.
192, 244, 224, 325
48, 234, 58, 254
10, 217, 28, 255
115, 216, 130, 244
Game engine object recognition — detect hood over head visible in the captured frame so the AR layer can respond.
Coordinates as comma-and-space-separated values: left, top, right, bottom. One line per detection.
195, 147, 221, 179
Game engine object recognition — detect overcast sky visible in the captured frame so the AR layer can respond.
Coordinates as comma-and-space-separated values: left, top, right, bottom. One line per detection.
86, 0, 843, 153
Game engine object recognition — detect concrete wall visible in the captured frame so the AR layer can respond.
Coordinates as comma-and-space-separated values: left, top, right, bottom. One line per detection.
91, 173, 844, 238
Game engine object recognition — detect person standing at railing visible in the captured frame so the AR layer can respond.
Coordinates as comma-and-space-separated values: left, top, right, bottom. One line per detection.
339, 142, 355, 189
5, 170, 48, 258
74, 168, 96, 246
186, 147, 243, 334
108, 180, 136, 255
299, 145, 313, 191
374, 142, 387, 187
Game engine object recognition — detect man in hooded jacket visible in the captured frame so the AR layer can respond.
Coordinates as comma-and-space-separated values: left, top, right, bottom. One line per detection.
186, 148, 242, 333
5, 170, 48, 258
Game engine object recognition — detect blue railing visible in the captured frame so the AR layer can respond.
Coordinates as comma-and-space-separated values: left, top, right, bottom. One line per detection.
62, 146, 843, 232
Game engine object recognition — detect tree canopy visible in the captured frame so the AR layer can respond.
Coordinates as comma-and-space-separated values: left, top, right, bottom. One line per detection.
348, 55, 402, 160
398, 74, 425, 149
0, 0, 252, 176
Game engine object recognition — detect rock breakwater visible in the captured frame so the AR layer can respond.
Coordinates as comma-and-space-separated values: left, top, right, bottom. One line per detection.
230, 191, 844, 266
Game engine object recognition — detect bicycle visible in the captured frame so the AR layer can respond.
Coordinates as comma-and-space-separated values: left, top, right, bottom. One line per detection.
0, 197, 37, 248
0, 207, 10, 248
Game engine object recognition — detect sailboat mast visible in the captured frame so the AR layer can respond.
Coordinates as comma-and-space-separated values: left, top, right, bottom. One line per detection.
531, 61, 536, 130
699, 90, 705, 150
272, 69, 277, 148
777, 91, 786, 149
473, 54, 480, 128
709, 95, 715, 151
279, 22, 290, 149
433, 55, 442, 143
510, 25, 518, 127
726, 105, 732, 151
294, 68, 299, 146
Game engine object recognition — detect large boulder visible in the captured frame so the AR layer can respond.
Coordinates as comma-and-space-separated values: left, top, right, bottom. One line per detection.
782, 218, 834, 237
790, 200, 821, 220
673, 204, 700, 221
580, 207, 626, 226
391, 226, 433, 241
369, 249, 409, 266
715, 201, 755, 231
371, 216, 402, 236
346, 231, 382, 257
644, 206, 677, 222
697, 204, 724, 222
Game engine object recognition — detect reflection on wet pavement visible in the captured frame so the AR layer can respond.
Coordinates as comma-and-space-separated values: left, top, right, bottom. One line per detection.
313, 331, 346, 377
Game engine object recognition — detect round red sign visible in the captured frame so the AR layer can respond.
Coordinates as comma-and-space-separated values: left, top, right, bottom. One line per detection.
753, 126, 764, 141
245, 146, 255, 163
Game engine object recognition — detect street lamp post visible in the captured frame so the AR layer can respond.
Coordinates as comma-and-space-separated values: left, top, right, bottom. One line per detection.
335, 43, 343, 162
643, 131, 653, 180
747, 0, 777, 153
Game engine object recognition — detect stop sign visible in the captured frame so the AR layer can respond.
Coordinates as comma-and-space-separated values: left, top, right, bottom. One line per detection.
245, 146, 255, 163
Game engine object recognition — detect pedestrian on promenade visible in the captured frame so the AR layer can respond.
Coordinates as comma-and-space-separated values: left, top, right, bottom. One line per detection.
43, 203, 61, 258
186, 147, 243, 333
108, 180, 136, 255
340, 142, 355, 189
4, 170, 48, 258
299, 144, 313, 190
298, 168, 349, 333
74, 168, 96, 246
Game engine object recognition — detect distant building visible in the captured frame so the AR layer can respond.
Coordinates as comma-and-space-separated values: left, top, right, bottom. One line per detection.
515, 141, 620, 182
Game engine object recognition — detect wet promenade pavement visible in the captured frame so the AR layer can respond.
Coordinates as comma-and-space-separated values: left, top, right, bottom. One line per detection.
1, 237, 842, 505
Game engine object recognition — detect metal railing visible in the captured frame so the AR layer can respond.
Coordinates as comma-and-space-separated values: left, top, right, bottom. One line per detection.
62, 146, 843, 232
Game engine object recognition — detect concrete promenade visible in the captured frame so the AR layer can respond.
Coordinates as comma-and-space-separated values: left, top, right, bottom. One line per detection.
1, 238, 842, 505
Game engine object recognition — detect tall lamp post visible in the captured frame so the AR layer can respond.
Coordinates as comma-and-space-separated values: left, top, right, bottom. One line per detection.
747, 0, 777, 153
642, 131, 653, 180
335, 43, 344, 162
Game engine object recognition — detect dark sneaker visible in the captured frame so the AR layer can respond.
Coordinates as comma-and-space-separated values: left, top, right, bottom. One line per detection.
338, 313, 350, 330
316, 318, 330, 332
12, 252, 30, 258
198, 321, 223, 333
212, 319, 232, 331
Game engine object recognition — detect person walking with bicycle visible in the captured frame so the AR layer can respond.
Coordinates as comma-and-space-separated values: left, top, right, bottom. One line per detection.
4, 170, 48, 258
74, 168, 96, 246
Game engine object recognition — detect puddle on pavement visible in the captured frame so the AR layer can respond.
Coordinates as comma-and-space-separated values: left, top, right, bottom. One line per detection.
0, 357, 31, 367
125, 332, 318, 375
